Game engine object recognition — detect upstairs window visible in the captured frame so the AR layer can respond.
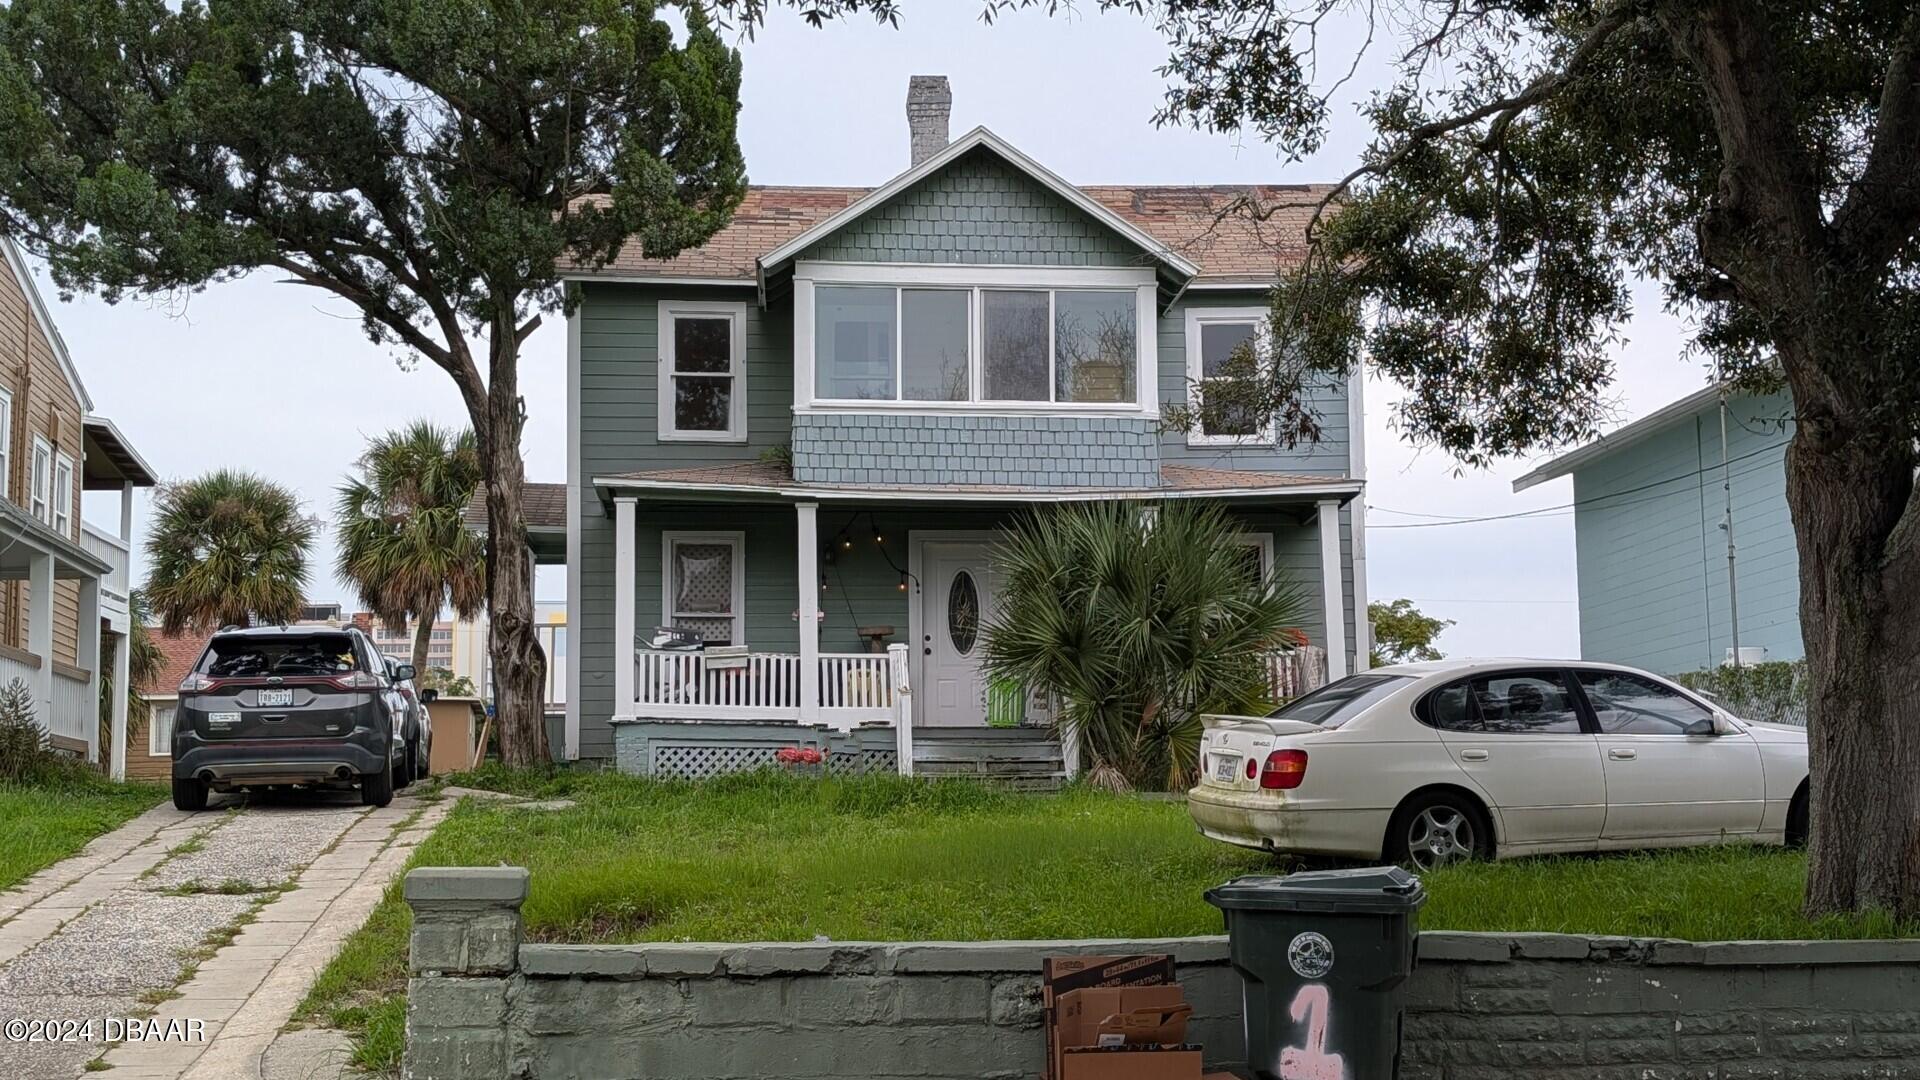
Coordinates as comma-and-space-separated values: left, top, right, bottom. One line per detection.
657, 301, 747, 442
1186, 307, 1273, 446
811, 281, 1142, 407
0, 388, 12, 504
52, 452, 73, 537
29, 436, 50, 524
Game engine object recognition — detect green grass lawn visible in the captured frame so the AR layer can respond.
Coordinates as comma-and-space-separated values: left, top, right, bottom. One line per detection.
298, 767, 1916, 1074
0, 770, 167, 892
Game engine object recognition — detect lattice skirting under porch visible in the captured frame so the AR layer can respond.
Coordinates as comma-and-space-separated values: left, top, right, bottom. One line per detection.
612, 719, 899, 780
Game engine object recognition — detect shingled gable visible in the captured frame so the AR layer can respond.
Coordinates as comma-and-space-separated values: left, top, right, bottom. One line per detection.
754, 126, 1202, 287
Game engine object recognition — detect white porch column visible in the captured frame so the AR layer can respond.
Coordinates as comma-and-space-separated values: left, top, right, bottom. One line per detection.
888, 642, 913, 775
612, 496, 638, 718
118, 481, 135, 544
110, 629, 130, 781
796, 501, 820, 724
26, 552, 53, 728
1316, 500, 1349, 681
78, 575, 101, 763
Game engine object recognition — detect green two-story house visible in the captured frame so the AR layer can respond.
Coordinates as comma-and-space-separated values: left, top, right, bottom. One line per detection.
556, 77, 1370, 779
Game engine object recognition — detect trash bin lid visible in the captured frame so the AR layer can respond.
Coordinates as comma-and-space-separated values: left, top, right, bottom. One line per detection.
1205, 866, 1425, 914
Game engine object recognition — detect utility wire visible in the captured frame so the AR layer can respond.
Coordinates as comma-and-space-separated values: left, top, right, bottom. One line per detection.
1368, 441, 1787, 529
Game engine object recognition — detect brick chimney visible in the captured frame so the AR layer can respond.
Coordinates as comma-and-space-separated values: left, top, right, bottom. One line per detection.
906, 75, 952, 167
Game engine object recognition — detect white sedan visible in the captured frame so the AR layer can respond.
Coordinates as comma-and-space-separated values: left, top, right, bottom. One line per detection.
1187, 659, 1809, 870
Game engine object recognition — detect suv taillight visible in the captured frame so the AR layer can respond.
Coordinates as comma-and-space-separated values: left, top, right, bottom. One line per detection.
1260, 749, 1308, 790
332, 671, 383, 690
179, 673, 215, 694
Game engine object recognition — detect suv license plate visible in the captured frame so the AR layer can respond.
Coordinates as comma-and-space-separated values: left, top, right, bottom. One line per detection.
258, 689, 294, 707
1213, 754, 1238, 782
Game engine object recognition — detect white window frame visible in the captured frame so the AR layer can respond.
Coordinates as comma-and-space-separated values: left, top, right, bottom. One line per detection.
52, 451, 74, 537
661, 530, 746, 646
29, 436, 51, 524
148, 701, 177, 756
1185, 306, 1275, 447
0, 388, 12, 505
795, 262, 1158, 418
1231, 533, 1275, 584
657, 300, 748, 443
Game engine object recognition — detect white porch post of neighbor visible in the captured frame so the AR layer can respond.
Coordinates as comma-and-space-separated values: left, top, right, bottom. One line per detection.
1316, 499, 1349, 681
119, 481, 135, 543
613, 496, 638, 718
888, 641, 913, 775
796, 501, 821, 724
110, 628, 130, 781
78, 575, 101, 763
27, 552, 53, 725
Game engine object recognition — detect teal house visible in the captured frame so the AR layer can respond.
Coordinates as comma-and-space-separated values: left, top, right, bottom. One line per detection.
554, 78, 1368, 776
1513, 387, 1798, 676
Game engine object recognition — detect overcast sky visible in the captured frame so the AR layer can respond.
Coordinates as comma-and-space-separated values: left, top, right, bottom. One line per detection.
52, 3, 1724, 658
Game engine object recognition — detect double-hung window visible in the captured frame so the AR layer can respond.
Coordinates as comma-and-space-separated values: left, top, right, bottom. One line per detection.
149, 703, 177, 756
812, 278, 1145, 408
1185, 307, 1273, 445
0, 388, 12, 503
52, 451, 74, 537
1229, 533, 1275, 589
662, 531, 744, 646
29, 436, 51, 524
657, 301, 747, 442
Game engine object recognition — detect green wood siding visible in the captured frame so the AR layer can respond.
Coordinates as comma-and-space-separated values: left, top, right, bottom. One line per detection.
1571, 391, 1797, 674
798, 146, 1147, 267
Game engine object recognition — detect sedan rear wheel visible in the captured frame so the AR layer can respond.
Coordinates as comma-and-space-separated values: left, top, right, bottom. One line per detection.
1387, 792, 1492, 871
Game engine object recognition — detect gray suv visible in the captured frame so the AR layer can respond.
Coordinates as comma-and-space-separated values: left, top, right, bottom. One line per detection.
170, 626, 409, 810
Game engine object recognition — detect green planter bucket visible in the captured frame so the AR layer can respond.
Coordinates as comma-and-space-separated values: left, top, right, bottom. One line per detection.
985, 678, 1026, 728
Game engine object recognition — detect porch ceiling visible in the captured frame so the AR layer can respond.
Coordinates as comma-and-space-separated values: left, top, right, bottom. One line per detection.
463, 482, 568, 564
0, 500, 112, 579
591, 460, 1362, 507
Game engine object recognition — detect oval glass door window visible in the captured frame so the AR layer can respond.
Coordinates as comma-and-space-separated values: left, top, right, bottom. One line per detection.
947, 571, 980, 655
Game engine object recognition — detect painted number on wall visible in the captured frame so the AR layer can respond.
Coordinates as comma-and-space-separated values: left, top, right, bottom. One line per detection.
1278, 984, 1347, 1080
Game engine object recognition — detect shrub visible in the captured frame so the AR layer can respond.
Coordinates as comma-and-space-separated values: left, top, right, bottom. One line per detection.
984, 502, 1310, 791
1673, 660, 1807, 725
0, 677, 49, 781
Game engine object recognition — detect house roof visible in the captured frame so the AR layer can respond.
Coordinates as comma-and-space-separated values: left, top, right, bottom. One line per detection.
593, 460, 1359, 503
82, 415, 158, 489
562, 137, 1333, 287
1, 233, 93, 412
1510, 385, 1726, 493
139, 629, 209, 698
462, 483, 568, 534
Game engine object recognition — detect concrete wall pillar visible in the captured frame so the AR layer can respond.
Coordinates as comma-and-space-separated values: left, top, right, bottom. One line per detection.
403, 866, 529, 1080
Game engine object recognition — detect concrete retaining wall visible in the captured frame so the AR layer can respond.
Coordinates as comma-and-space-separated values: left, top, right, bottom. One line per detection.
402, 867, 1920, 1079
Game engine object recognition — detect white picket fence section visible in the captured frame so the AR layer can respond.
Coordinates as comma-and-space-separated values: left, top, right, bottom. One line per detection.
633, 650, 895, 725
1263, 645, 1329, 703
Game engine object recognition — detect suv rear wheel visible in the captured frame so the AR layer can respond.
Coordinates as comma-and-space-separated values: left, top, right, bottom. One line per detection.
171, 777, 208, 812
360, 762, 394, 807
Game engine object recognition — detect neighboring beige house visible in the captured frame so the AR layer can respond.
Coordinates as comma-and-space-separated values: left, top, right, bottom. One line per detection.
0, 233, 156, 772
128, 628, 207, 782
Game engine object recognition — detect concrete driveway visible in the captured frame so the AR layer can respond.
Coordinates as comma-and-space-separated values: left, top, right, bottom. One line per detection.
0, 788, 449, 1079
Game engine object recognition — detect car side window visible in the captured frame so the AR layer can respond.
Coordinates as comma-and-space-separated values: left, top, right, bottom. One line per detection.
1470, 671, 1584, 734
1576, 670, 1716, 735
1417, 681, 1479, 731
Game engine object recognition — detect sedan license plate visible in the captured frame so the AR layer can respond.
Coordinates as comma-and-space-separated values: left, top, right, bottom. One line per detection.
1213, 753, 1239, 782
258, 689, 294, 707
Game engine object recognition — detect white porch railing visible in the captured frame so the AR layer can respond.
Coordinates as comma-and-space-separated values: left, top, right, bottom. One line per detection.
1264, 645, 1330, 703
0, 648, 37, 697
50, 667, 91, 743
632, 649, 896, 726
82, 524, 132, 635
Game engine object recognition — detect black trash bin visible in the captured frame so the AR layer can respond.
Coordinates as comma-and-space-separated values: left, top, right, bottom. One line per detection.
1206, 866, 1425, 1080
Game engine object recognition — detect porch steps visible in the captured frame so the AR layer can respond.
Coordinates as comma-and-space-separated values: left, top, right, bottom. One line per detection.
912, 727, 1065, 789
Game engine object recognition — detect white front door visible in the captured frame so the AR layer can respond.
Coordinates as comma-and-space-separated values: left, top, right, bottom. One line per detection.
921, 542, 993, 727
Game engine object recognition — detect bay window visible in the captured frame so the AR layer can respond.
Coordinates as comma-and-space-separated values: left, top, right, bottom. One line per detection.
804, 268, 1150, 410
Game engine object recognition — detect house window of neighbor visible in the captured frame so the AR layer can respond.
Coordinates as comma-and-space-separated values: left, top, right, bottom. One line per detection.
1230, 534, 1274, 589
664, 532, 744, 645
0, 388, 12, 503
815, 286, 1137, 405
1187, 308, 1272, 444
149, 704, 177, 756
52, 452, 74, 536
657, 302, 746, 441
29, 437, 51, 524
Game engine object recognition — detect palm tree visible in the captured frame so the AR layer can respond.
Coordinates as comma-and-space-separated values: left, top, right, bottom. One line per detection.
983, 501, 1310, 791
335, 422, 485, 679
145, 471, 313, 632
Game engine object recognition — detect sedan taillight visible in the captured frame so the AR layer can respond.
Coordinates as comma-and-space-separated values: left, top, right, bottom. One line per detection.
1260, 749, 1309, 790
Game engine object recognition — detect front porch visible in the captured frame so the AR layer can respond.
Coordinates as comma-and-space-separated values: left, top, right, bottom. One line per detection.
588, 465, 1352, 775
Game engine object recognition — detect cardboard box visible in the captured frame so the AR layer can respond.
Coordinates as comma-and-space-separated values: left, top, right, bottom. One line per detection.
1060, 1046, 1204, 1080
1042, 954, 1177, 1080
1054, 985, 1195, 1080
